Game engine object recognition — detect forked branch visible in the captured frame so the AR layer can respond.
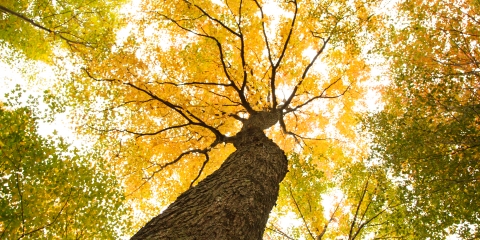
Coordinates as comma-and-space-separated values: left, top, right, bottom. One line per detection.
283, 36, 331, 110
128, 143, 220, 195
286, 78, 351, 114
190, 152, 210, 187
154, 12, 255, 114
84, 68, 245, 194
253, 0, 298, 109
288, 185, 316, 240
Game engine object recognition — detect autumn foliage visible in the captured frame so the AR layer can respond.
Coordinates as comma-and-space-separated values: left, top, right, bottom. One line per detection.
1, 0, 480, 238
69, 0, 375, 233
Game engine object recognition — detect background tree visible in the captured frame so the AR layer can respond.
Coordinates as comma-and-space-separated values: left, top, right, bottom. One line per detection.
0, 0, 123, 61
0, 89, 129, 239
365, 0, 480, 238
335, 162, 409, 239
68, 0, 379, 237
266, 152, 332, 240
267, 152, 410, 240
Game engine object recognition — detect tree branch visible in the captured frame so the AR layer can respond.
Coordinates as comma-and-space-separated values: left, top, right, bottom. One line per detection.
274, 0, 298, 69
252, 0, 278, 108
15, 172, 26, 238
0, 4, 89, 46
184, 0, 240, 37
349, 174, 370, 240
271, 0, 298, 109
190, 152, 210, 187
265, 224, 295, 240
287, 79, 351, 113
154, 12, 255, 114
283, 36, 331, 110
317, 196, 343, 240
19, 187, 74, 238
288, 185, 316, 240
83, 71, 239, 185
123, 81, 226, 139
237, 1, 249, 99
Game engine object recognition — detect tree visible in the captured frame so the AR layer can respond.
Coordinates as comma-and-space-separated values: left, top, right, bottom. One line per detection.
67, 0, 377, 238
365, 0, 480, 238
0, 90, 128, 239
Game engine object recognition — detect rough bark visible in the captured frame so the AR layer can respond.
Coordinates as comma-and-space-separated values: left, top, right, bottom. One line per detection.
131, 127, 288, 239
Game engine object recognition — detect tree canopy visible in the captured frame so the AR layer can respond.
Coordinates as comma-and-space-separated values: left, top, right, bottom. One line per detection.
66, 0, 377, 233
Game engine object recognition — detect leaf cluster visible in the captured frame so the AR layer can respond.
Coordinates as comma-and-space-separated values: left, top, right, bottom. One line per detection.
0, 0, 124, 61
0, 92, 129, 239
365, 0, 480, 238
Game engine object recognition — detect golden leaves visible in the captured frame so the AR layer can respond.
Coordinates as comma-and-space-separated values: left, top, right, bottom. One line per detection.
64, 0, 382, 233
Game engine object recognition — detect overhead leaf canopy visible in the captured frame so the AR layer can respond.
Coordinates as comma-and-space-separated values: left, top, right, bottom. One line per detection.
65, 0, 377, 229
1, 0, 479, 238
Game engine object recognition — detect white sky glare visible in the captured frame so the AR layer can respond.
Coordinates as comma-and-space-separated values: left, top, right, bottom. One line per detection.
0, 46, 82, 147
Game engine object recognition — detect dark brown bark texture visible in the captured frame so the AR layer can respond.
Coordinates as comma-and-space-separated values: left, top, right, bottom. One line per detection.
131, 127, 288, 239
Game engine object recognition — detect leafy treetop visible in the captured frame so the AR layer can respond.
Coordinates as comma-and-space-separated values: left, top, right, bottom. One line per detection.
72, 1, 378, 216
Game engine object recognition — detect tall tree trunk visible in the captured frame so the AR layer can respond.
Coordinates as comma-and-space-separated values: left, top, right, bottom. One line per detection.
131, 127, 288, 239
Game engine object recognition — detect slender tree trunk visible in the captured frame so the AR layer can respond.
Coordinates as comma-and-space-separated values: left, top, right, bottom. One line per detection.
131, 127, 288, 239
